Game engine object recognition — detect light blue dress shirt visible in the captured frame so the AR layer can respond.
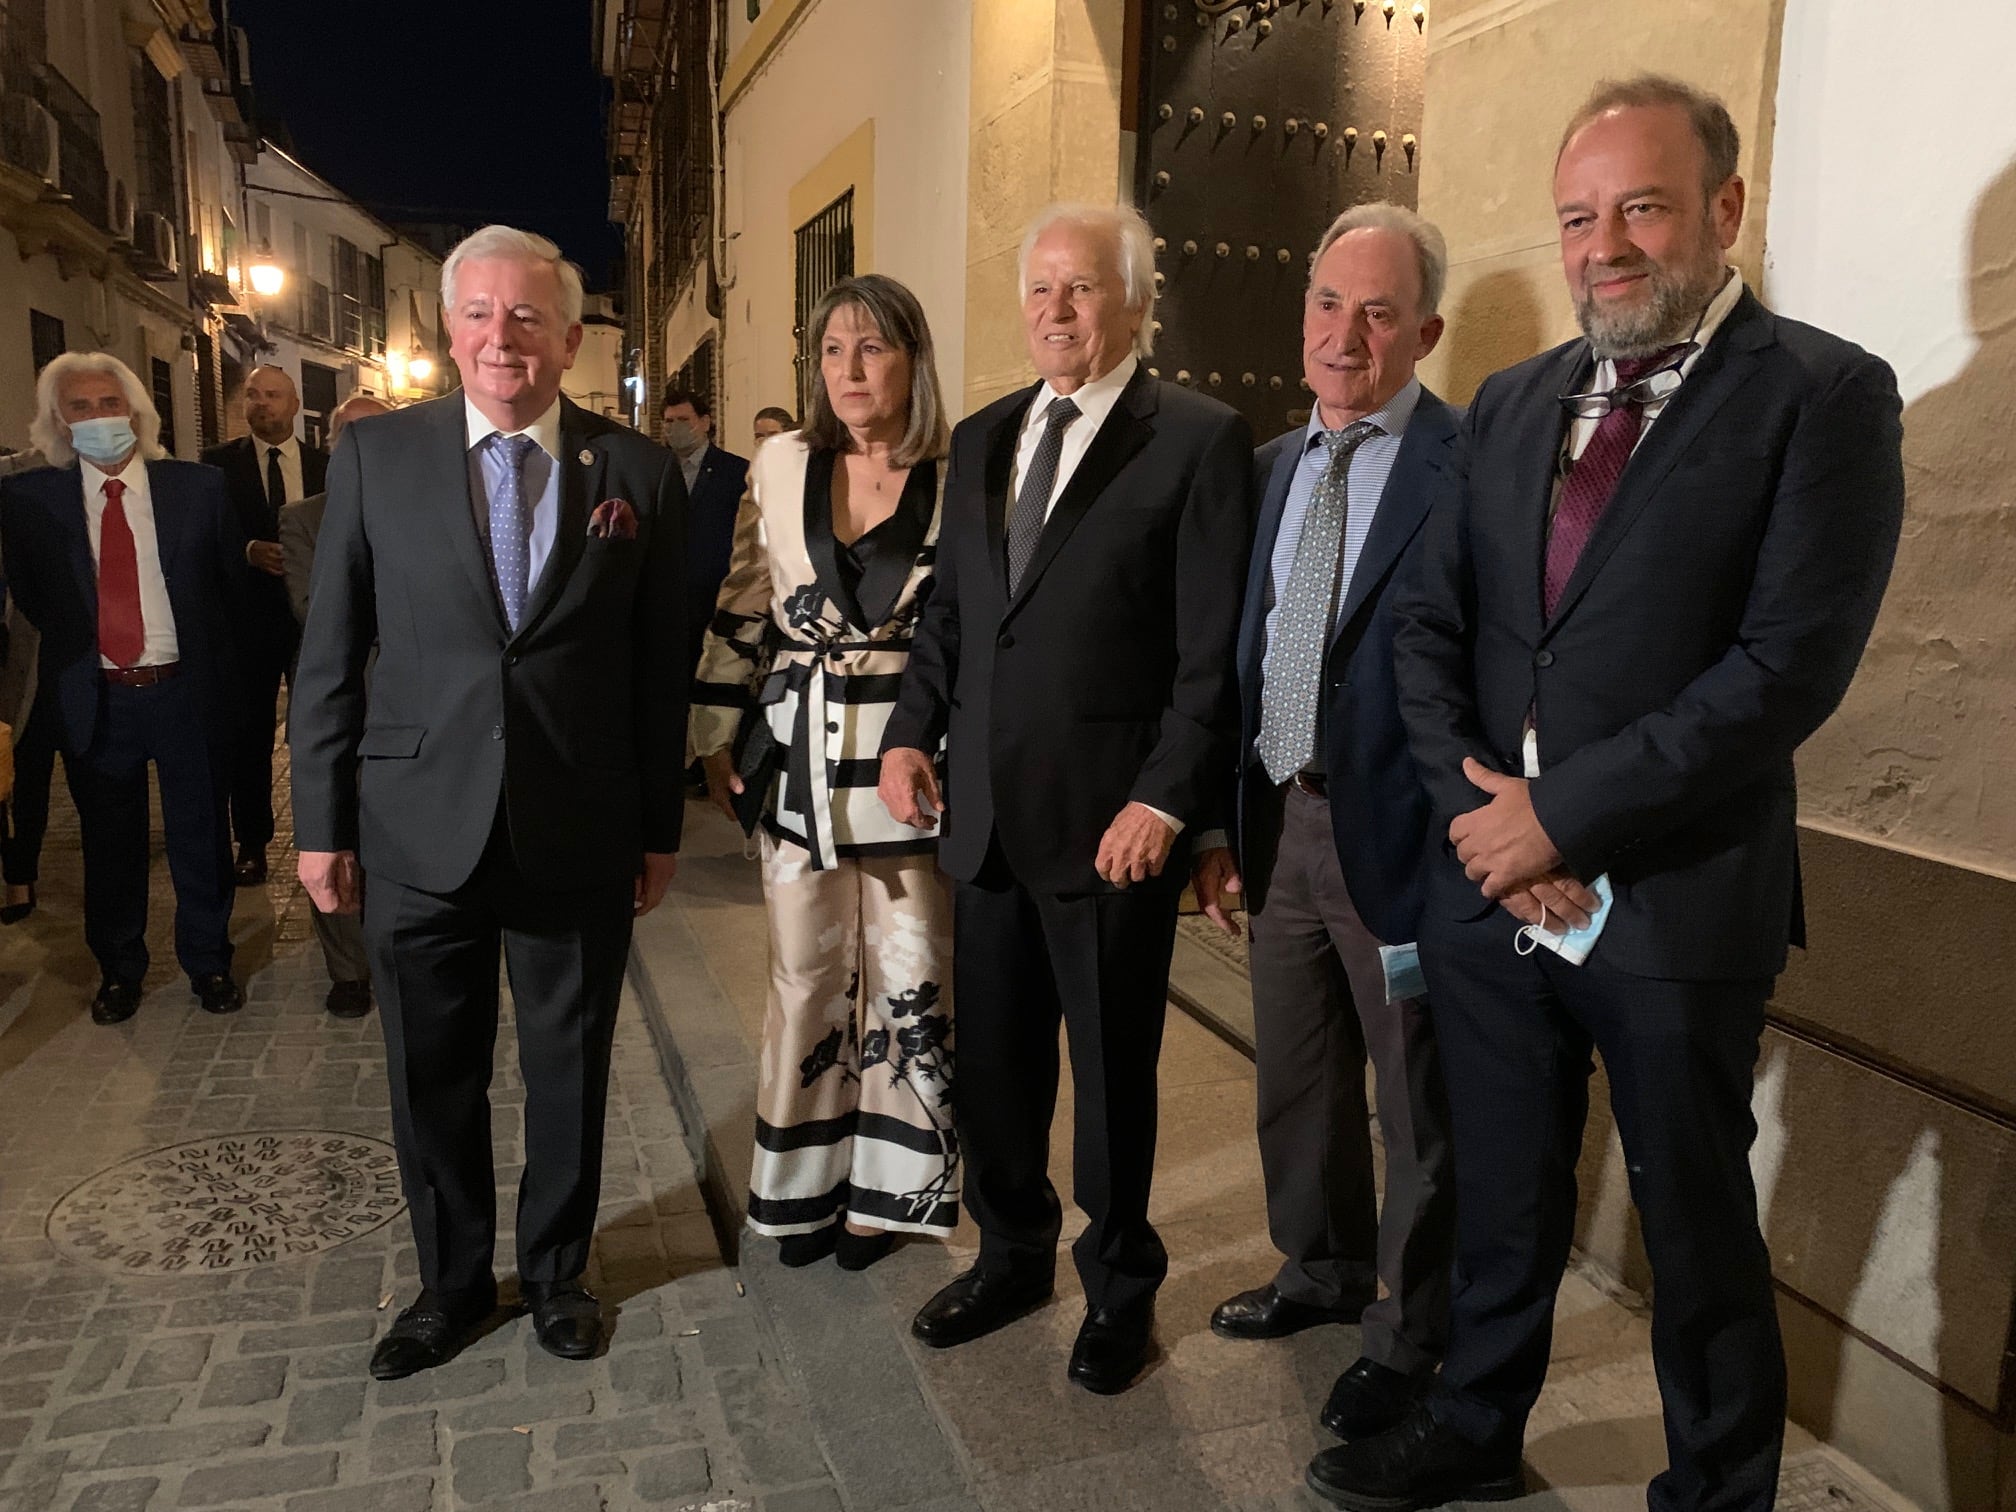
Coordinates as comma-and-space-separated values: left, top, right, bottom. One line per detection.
465, 396, 562, 597
1259, 376, 1422, 684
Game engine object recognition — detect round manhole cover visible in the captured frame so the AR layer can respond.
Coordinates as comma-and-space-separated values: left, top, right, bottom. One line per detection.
46, 1131, 406, 1276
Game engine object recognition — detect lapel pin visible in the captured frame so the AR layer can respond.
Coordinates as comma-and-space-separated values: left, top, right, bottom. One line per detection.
577, 448, 595, 466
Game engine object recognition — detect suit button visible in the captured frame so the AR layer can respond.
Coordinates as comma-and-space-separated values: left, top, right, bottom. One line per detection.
1534, 650, 1555, 668
997, 633, 1015, 649
506, 653, 520, 667
491, 725, 503, 740
826, 721, 838, 734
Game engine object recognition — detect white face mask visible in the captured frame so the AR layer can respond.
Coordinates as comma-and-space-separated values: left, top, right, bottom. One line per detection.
664, 420, 705, 455
68, 416, 138, 466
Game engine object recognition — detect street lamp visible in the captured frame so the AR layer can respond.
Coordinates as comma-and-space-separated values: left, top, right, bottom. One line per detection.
248, 244, 285, 298
408, 352, 434, 384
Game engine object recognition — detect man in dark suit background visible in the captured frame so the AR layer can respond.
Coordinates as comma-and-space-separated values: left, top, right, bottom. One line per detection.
1, 353, 245, 1023
1308, 77, 1905, 1512
279, 393, 390, 1021
660, 386, 749, 679
201, 364, 326, 886
1191, 203, 1457, 1440
880, 202, 1253, 1395
292, 225, 687, 1381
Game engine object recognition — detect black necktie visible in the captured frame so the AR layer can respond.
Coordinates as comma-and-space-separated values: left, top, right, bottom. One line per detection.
265, 445, 286, 516
1007, 395, 1080, 593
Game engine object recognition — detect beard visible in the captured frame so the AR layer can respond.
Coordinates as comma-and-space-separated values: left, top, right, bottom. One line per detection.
1574, 218, 1727, 359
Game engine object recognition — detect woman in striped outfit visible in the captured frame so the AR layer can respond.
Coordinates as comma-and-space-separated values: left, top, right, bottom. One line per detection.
690, 274, 956, 1269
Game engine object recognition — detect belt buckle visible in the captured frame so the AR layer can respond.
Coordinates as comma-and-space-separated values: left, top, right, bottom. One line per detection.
1292, 770, 1326, 798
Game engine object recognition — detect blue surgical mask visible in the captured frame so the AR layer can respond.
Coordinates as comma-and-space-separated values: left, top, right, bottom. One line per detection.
68, 416, 137, 467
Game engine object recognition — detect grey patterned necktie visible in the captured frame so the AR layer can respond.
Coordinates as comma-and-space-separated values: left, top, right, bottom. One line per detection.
1006, 395, 1080, 593
488, 432, 538, 631
1255, 419, 1382, 783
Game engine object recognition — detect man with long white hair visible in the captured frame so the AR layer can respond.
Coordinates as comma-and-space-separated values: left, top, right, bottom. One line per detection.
291, 225, 688, 1381
0, 352, 246, 1023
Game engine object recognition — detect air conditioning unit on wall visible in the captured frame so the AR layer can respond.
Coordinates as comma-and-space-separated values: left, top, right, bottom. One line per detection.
1, 96, 62, 189
136, 212, 180, 278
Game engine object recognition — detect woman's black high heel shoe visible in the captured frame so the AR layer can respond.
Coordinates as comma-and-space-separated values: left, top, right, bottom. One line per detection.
835, 1227, 895, 1271
777, 1225, 838, 1267
0, 885, 36, 926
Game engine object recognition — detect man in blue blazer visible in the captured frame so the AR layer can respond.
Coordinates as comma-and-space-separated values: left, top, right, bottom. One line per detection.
0, 353, 245, 1024
1192, 204, 1457, 1440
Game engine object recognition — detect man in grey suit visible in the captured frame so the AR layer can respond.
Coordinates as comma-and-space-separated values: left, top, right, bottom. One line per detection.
292, 226, 688, 1381
279, 394, 389, 1018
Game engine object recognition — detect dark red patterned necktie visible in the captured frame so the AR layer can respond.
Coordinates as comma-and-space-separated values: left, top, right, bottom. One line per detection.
1542, 345, 1688, 618
98, 477, 146, 668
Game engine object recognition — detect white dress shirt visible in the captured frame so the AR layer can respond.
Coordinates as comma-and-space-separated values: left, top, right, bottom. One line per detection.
1004, 352, 1185, 835
80, 455, 180, 667
256, 433, 305, 507
1008, 352, 1140, 522
465, 394, 563, 593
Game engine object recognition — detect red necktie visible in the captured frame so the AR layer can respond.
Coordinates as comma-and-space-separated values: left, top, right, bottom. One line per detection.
98, 477, 146, 669
1542, 346, 1688, 619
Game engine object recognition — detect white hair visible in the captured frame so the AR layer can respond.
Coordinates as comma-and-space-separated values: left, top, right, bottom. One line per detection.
441, 224, 586, 327
28, 352, 166, 468
1309, 202, 1449, 317
1017, 202, 1159, 357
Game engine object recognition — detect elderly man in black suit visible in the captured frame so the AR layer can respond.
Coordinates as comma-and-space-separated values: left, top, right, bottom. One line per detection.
292, 225, 687, 1381
880, 201, 1254, 1395
201, 364, 327, 886
1, 353, 246, 1023
1307, 75, 1906, 1512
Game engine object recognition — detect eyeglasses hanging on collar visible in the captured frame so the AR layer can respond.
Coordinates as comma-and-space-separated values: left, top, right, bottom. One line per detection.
1554, 295, 1714, 418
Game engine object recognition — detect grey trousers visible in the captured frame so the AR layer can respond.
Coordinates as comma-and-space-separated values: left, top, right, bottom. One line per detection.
310, 897, 370, 984
1246, 781, 1453, 1375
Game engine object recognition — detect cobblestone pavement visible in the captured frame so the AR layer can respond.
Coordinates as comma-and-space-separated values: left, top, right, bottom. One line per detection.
0, 757, 833, 1512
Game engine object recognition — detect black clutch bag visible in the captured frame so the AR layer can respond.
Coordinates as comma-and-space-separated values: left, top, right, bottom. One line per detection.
726, 671, 787, 837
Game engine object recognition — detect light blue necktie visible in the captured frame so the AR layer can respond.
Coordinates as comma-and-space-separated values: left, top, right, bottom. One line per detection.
488, 432, 537, 631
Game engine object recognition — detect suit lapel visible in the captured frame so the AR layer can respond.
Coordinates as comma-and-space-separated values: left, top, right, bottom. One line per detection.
801, 447, 865, 630
147, 463, 189, 583
427, 398, 507, 634
516, 399, 598, 643
1333, 395, 1456, 635
982, 386, 1036, 592
1005, 365, 1156, 617
1239, 438, 1303, 675
1542, 294, 1775, 636
60, 470, 98, 623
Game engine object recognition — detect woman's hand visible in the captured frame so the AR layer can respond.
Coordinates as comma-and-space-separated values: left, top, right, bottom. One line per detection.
701, 749, 744, 822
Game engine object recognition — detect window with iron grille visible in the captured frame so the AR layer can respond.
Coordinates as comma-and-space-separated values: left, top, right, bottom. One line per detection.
151, 357, 177, 457
302, 279, 333, 343
364, 255, 386, 357
29, 309, 64, 374
130, 51, 177, 222
196, 328, 221, 448
792, 191, 854, 419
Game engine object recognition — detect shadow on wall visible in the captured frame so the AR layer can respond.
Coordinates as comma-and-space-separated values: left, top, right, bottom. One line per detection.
1436, 267, 1547, 406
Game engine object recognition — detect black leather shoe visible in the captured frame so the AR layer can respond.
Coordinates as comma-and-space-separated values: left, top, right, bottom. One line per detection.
326, 979, 372, 1019
1306, 1402, 1524, 1511
192, 974, 244, 1014
233, 849, 268, 887
911, 1266, 1053, 1349
369, 1289, 495, 1381
0, 883, 37, 925
1211, 1283, 1370, 1341
91, 979, 142, 1025
1067, 1301, 1154, 1395
523, 1280, 602, 1360
835, 1228, 895, 1272
1321, 1357, 1427, 1439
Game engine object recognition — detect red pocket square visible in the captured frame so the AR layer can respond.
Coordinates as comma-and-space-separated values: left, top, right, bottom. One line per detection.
589, 498, 638, 540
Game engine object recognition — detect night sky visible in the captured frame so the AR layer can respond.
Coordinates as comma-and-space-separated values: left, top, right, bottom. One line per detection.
228, 0, 622, 290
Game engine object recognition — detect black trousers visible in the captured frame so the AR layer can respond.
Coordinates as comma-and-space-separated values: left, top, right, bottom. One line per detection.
951, 834, 1181, 1312
1246, 782, 1452, 1374
228, 613, 294, 854
1, 680, 60, 885
1422, 903, 1784, 1512
365, 809, 635, 1302
66, 676, 235, 983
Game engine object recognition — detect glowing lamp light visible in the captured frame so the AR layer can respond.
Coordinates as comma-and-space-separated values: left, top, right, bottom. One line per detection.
248, 245, 285, 297
408, 353, 434, 383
